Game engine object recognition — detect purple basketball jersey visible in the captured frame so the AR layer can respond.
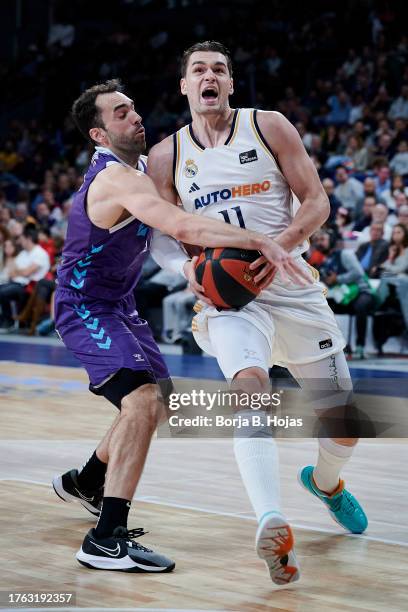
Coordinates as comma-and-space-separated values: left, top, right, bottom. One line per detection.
57, 147, 150, 301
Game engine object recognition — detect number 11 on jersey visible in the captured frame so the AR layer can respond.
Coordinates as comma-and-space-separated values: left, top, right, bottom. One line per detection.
218, 206, 246, 228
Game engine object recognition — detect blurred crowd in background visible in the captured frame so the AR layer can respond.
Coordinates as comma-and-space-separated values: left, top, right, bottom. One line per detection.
0, 0, 407, 357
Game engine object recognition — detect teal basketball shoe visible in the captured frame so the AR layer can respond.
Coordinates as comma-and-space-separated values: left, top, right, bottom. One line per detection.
298, 466, 368, 534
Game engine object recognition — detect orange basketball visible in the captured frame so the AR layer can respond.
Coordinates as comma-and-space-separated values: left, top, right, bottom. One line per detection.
194, 247, 262, 309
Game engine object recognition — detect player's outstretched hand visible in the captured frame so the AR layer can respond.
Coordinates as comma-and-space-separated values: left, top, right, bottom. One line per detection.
250, 240, 312, 286
183, 257, 215, 306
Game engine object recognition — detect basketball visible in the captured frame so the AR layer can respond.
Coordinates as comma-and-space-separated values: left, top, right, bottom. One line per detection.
194, 247, 262, 309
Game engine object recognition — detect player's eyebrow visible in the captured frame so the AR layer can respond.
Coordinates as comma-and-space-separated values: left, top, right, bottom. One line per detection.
191, 61, 227, 69
113, 100, 134, 112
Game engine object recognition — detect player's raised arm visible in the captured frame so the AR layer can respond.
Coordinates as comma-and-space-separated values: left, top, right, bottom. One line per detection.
92, 162, 311, 285
256, 111, 330, 252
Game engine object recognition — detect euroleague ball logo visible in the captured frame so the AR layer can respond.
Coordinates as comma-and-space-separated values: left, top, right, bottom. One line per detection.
243, 266, 256, 284
183, 159, 198, 178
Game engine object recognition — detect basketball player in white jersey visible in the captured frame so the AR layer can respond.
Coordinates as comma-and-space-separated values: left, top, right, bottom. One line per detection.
148, 41, 367, 585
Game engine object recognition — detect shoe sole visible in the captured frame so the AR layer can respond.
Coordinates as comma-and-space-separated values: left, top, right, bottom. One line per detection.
255, 514, 300, 585
52, 475, 100, 517
76, 549, 175, 573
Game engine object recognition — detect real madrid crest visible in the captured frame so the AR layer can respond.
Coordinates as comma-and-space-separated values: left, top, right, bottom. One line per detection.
183, 158, 198, 178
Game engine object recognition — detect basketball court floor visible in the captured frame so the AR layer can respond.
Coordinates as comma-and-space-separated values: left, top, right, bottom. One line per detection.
0, 334, 407, 612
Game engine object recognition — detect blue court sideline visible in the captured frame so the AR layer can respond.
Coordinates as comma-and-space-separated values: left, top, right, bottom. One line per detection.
0, 336, 407, 392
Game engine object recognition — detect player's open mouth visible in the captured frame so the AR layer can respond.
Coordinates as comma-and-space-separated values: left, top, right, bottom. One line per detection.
201, 87, 218, 104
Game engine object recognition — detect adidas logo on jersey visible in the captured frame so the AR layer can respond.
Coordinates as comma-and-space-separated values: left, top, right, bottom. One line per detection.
189, 182, 200, 193
319, 339, 333, 350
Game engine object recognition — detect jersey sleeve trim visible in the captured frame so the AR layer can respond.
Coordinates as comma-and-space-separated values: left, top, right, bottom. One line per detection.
251, 110, 283, 173
224, 108, 240, 146
172, 132, 178, 186
187, 125, 206, 152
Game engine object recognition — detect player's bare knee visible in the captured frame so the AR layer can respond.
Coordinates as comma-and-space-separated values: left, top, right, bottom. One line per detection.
233, 367, 269, 391
120, 384, 160, 430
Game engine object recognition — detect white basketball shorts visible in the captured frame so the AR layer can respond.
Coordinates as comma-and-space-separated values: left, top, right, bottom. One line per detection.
191, 258, 345, 380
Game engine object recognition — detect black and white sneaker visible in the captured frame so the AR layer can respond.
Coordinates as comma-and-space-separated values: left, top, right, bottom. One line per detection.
76, 526, 175, 572
52, 469, 103, 517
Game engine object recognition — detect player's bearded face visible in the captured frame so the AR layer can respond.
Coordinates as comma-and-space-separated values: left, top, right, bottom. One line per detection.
106, 127, 146, 154
97, 92, 146, 153
181, 51, 233, 114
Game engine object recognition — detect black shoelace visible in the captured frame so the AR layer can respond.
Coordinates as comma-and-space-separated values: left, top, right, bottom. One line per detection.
125, 528, 152, 552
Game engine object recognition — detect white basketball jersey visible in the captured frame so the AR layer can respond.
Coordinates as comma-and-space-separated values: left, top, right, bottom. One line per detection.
173, 108, 307, 256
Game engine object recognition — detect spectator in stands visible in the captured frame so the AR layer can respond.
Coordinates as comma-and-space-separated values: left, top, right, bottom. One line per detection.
378, 224, 408, 276
306, 230, 328, 269
356, 222, 389, 277
398, 204, 408, 229
374, 164, 391, 197
344, 134, 370, 171
0, 207, 13, 231
8, 220, 23, 239
35, 202, 54, 231
0, 140, 21, 172
353, 195, 376, 232
54, 172, 74, 205
334, 165, 364, 211
0, 225, 49, 330
14, 202, 30, 224
0, 225, 10, 268
381, 173, 408, 209
322, 178, 342, 222
371, 85, 391, 115
50, 198, 72, 239
393, 118, 408, 147
388, 85, 408, 120
387, 191, 407, 225
38, 227, 56, 265
357, 203, 393, 243
0, 190, 11, 210
355, 176, 385, 218
372, 132, 394, 160
390, 140, 408, 176
373, 224, 408, 353
342, 49, 361, 79
0, 238, 20, 284
321, 125, 341, 155
326, 90, 351, 125
316, 230, 377, 359
335, 206, 353, 238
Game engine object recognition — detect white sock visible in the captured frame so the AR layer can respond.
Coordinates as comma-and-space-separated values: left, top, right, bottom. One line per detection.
313, 438, 355, 494
234, 417, 281, 523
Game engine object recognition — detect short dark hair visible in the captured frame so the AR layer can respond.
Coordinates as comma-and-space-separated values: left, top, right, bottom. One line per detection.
72, 79, 123, 141
23, 223, 39, 244
180, 41, 233, 77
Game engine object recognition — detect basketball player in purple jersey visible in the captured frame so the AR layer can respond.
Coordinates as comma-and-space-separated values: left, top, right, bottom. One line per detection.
52, 79, 310, 572
148, 42, 368, 585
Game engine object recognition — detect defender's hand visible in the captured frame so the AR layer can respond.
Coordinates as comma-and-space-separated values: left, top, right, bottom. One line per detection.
183, 257, 214, 306
250, 257, 277, 289
251, 239, 312, 286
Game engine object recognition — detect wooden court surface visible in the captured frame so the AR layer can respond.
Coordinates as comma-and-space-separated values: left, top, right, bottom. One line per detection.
0, 361, 407, 611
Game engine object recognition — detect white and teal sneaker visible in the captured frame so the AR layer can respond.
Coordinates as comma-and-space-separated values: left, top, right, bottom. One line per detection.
255, 512, 300, 585
298, 466, 368, 534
